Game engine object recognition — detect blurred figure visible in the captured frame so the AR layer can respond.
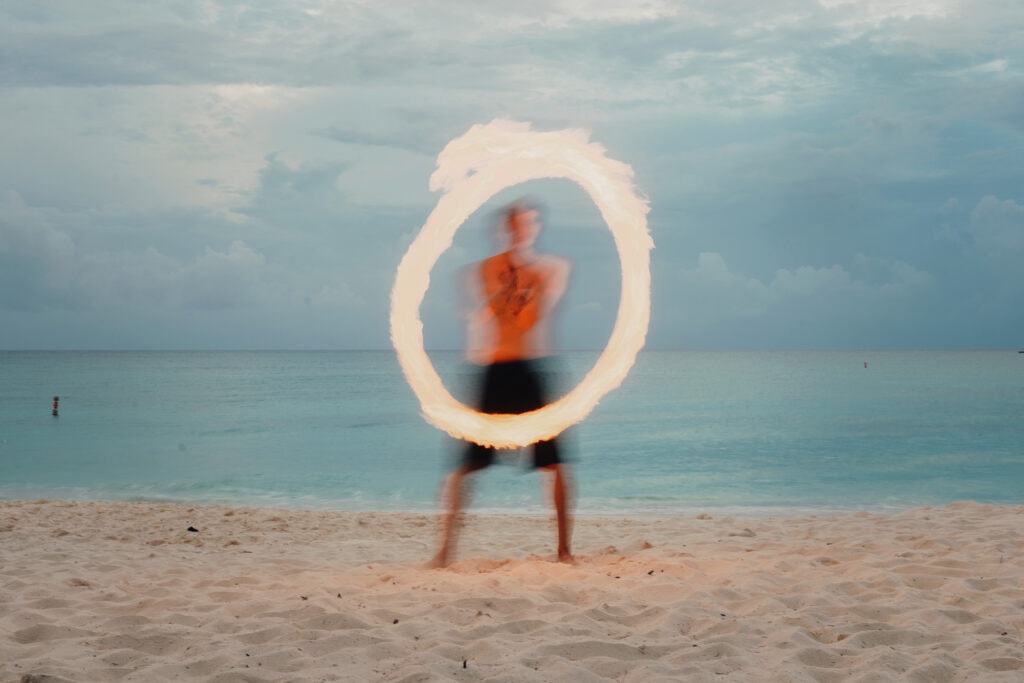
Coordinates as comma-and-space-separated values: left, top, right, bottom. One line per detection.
431, 201, 573, 567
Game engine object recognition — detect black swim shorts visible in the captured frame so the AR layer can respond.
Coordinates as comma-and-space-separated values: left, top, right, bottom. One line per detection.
462, 359, 561, 471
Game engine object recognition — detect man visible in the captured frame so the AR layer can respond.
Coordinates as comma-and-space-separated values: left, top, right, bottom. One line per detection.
430, 202, 573, 567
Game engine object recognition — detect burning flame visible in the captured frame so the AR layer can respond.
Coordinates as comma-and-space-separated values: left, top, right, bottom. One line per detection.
390, 119, 653, 448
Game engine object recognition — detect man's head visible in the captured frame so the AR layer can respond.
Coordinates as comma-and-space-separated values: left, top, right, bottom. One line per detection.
503, 202, 540, 251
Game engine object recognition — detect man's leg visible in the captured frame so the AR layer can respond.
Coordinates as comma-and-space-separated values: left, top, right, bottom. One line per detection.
430, 465, 473, 568
545, 463, 574, 563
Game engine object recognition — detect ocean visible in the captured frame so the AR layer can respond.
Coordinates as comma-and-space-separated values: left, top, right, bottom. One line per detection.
1, 350, 1021, 516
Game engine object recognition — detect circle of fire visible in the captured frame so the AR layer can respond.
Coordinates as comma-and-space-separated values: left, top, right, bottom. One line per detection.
390, 120, 653, 448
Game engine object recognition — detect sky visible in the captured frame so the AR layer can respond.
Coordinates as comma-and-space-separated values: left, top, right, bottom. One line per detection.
1, 0, 1022, 351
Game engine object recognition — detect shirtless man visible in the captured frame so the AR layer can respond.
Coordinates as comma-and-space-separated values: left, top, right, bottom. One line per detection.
430, 202, 573, 567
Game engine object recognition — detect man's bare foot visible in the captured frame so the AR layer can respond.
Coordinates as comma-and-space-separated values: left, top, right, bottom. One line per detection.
425, 552, 449, 569
558, 550, 576, 564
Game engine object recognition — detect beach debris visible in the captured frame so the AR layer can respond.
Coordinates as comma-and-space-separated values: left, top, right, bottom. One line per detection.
463, 659, 467, 669
187, 526, 199, 532
728, 528, 756, 537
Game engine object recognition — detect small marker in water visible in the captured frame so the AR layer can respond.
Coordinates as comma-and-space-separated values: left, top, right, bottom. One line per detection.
52, 395, 60, 417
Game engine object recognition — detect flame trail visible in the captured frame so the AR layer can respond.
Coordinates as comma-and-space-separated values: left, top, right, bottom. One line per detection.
390, 120, 653, 448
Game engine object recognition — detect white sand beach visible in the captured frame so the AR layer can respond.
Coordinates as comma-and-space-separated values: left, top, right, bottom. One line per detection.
2, 500, 1023, 682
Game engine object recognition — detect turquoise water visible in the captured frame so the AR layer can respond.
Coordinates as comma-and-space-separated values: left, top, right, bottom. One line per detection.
1, 350, 1021, 515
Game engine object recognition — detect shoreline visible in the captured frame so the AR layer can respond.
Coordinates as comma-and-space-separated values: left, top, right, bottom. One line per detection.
0, 491, 945, 520
3, 500, 1024, 681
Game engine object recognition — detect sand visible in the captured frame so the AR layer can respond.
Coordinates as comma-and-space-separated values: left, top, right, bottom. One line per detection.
2, 500, 1023, 682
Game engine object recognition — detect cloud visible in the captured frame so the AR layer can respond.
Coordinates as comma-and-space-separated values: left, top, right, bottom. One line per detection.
0, 187, 354, 316
2, 0, 1023, 349
0, 192, 269, 312
969, 195, 1024, 255
668, 250, 934, 326
0, 84, 315, 216
182, 241, 266, 309
238, 153, 352, 221
0, 22, 231, 87
968, 195, 1024, 292
310, 125, 443, 157
0, 192, 80, 309
818, 0, 961, 26
648, 249, 942, 348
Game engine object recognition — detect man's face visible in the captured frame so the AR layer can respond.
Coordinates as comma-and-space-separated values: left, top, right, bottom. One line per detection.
507, 208, 540, 249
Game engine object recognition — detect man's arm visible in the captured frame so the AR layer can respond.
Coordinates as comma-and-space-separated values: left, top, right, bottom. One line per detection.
541, 256, 571, 311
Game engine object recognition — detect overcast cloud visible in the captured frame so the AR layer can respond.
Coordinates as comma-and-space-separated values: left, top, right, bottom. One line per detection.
1, 0, 1022, 350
